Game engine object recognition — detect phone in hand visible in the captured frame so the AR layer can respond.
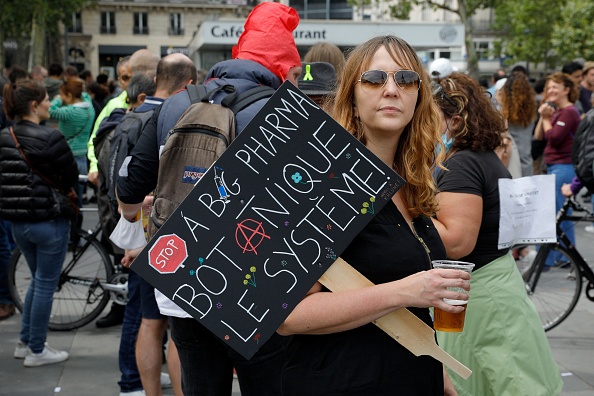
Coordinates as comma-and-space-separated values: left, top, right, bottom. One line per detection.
545, 101, 558, 110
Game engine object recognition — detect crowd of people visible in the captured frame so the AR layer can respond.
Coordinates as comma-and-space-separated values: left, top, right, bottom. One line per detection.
2, 1, 594, 395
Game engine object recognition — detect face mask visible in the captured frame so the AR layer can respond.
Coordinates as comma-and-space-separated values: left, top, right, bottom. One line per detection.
436, 132, 454, 155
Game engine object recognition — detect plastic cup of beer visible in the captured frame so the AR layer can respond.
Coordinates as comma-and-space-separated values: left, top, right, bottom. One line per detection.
431, 260, 475, 332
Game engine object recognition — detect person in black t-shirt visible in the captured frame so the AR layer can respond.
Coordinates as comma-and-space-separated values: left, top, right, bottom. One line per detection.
278, 35, 470, 396
431, 73, 563, 396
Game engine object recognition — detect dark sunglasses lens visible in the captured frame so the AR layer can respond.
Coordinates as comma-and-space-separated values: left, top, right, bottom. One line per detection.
395, 71, 420, 92
361, 70, 388, 86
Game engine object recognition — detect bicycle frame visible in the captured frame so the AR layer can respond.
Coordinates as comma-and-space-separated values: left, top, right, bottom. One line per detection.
523, 196, 594, 331
66, 221, 128, 305
553, 198, 594, 301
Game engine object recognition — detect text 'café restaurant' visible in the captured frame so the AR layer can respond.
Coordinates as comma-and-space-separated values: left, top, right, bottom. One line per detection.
188, 20, 465, 72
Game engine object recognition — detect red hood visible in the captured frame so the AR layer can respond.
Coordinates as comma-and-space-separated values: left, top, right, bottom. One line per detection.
232, 2, 301, 82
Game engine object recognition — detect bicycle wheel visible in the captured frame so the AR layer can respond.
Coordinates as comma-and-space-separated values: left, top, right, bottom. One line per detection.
8, 230, 113, 331
525, 244, 582, 331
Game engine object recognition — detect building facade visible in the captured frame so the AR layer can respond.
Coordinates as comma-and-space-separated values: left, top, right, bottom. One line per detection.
68, 0, 472, 78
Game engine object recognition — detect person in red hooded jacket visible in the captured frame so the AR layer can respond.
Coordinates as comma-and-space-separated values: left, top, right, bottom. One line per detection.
115, 3, 302, 395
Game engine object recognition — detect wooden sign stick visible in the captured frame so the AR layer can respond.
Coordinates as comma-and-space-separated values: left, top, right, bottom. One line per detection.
318, 257, 472, 380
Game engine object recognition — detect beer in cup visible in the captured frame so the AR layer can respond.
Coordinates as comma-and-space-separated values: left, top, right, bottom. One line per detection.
431, 260, 474, 332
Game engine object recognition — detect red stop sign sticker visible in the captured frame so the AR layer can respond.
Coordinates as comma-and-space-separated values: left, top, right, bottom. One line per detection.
148, 234, 188, 274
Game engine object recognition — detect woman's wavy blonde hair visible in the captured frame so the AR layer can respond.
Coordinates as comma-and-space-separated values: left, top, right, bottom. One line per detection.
332, 35, 443, 218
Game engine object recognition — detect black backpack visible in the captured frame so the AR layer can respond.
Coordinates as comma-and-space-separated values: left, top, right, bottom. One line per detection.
571, 109, 594, 192
148, 84, 274, 239
107, 109, 155, 218
93, 108, 127, 254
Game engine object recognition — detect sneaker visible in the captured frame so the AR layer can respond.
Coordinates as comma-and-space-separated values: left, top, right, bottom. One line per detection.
14, 342, 29, 359
119, 391, 145, 396
24, 344, 69, 367
161, 372, 172, 389
95, 303, 125, 328
585, 225, 594, 233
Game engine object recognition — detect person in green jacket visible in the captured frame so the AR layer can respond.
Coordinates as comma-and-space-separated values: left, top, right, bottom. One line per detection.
49, 77, 95, 208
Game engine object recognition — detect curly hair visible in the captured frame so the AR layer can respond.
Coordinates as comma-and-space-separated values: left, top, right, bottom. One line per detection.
332, 35, 443, 218
499, 72, 537, 127
433, 73, 506, 152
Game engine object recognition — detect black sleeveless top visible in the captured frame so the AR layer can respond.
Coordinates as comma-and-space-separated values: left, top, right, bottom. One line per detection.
282, 200, 447, 395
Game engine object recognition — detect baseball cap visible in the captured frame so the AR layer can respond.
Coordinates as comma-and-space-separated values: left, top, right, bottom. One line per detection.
429, 58, 457, 79
298, 62, 337, 96
583, 61, 594, 74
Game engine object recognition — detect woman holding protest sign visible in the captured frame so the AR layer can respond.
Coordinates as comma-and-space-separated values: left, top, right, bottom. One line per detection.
278, 35, 468, 395
430, 72, 562, 396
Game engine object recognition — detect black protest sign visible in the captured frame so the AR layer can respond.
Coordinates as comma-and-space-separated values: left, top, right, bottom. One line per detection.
131, 81, 405, 359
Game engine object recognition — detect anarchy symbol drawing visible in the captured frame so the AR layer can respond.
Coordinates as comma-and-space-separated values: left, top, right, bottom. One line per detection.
235, 219, 271, 255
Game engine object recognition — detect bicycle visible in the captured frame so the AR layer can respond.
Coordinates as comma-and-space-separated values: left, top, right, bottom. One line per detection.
8, 206, 128, 331
519, 196, 594, 331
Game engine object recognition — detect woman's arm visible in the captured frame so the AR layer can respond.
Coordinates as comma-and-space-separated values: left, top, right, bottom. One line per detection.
277, 267, 470, 336
432, 192, 482, 259
49, 102, 77, 122
534, 102, 556, 141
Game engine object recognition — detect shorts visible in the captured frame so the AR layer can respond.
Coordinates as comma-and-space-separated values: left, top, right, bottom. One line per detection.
139, 277, 166, 320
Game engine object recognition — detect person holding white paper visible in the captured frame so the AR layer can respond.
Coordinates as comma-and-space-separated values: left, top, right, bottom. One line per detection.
279, 35, 470, 396
431, 72, 562, 396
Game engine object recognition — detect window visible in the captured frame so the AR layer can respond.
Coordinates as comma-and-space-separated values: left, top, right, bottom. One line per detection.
134, 12, 149, 35
68, 12, 82, 33
290, 0, 352, 20
100, 12, 116, 34
169, 13, 184, 36
474, 41, 491, 60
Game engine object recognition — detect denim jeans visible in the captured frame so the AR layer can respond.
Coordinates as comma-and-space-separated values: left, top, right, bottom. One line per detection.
547, 163, 576, 265
118, 270, 143, 392
0, 219, 13, 304
171, 317, 289, 396
12, 218, 70, 353
74, 155, 88, 208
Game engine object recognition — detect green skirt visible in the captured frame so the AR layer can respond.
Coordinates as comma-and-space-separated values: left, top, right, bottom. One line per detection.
437, 253, 563, 396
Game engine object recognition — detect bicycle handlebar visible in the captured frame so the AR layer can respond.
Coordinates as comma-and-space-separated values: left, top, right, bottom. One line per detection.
559, 196, 594, 222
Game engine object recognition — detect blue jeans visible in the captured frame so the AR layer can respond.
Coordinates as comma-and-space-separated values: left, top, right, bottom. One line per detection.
119, 270, 143, 392
171, 317, 288, 396
12, 218, 70, 353
75, 155, 88, 208
547, 163, 576, 265
0, 219, 13, 304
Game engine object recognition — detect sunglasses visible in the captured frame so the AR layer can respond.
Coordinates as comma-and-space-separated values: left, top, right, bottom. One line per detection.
358, 70, 421, 94
119, 74, 132, 82
430, 80, 457, 108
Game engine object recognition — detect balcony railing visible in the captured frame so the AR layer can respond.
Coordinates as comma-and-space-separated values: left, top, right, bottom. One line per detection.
133, 26, 149, 35
168, 27, 185, 36
100, 26, 117, 34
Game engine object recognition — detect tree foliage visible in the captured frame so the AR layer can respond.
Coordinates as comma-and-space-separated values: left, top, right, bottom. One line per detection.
0, 0, 89, 67
0, 0, 88, 37
494, 0, 565, 70
384, 0, 500, 78
550, 0, 594, 62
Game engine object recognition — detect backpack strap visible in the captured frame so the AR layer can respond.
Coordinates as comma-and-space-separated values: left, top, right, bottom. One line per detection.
186, 84, 208, 104
222, 86, 276, 114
